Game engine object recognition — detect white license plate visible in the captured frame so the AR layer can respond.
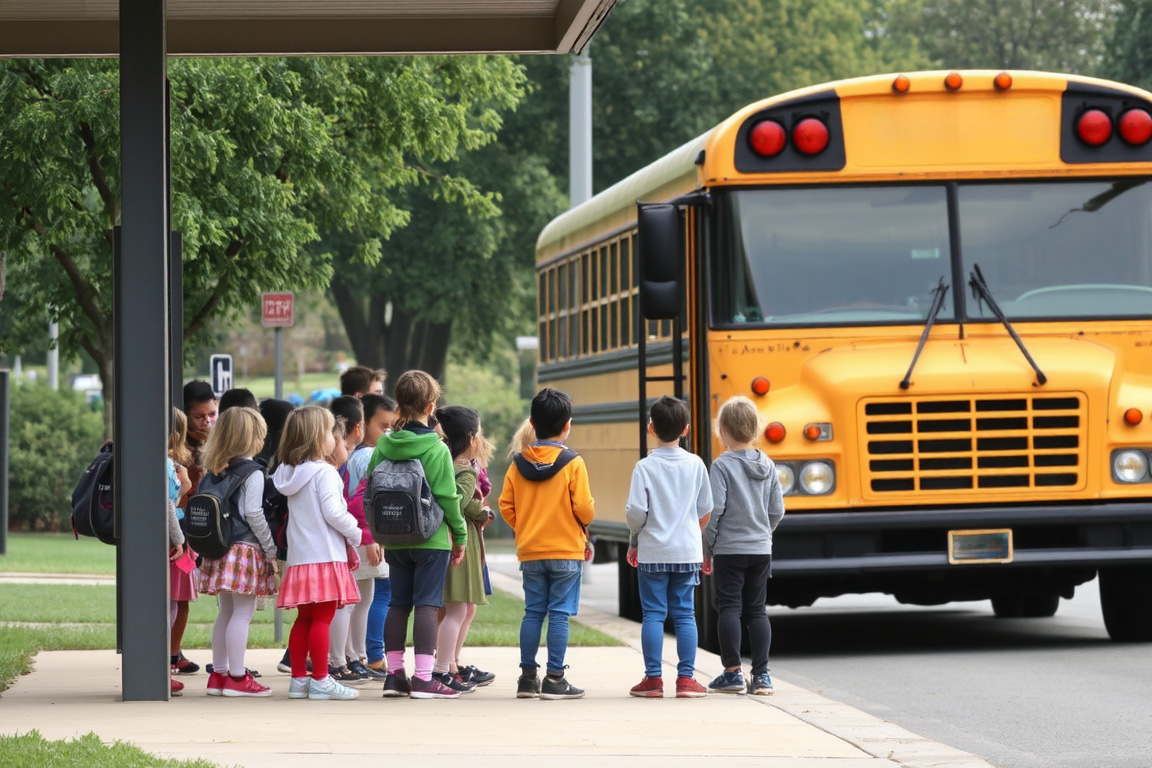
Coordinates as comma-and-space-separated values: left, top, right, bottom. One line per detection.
948, 529, 1013, 564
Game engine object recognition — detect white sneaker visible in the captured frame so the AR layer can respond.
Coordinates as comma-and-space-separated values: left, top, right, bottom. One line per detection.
308, 674, 359, 700
288, 676, 311, 699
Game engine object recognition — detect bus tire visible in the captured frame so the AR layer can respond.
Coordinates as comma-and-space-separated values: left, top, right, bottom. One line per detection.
991, 593, 1060, 618
1100, 565, 1152, 642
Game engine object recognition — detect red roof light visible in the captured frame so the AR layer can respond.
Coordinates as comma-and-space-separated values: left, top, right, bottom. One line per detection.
1077, 109, 1113, 146
749, 120, 787, 158
792, 118, 829, 156
1119, 109, 1152, 146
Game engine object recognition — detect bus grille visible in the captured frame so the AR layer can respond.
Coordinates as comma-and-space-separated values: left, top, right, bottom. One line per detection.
861, 394, 1085, 495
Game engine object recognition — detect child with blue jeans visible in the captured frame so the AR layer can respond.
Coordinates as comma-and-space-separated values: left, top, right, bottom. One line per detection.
624, 396, 713, 698
500, 388, 595, 699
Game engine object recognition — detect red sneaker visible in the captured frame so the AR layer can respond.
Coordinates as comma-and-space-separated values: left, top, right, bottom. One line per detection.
222, 672, 272, 698
629, 675, 664, 698
170, 677, 184, 697
676, 675, 708, 698
206, 671, 227, 696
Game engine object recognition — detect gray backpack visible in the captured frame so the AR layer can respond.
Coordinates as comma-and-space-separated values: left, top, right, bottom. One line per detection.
365, 457, 444, 545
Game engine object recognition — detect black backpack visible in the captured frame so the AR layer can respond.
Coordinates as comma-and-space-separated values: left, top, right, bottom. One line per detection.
365, 457, 445, 546
185, 458, 264, 560
71, 441, 117, 545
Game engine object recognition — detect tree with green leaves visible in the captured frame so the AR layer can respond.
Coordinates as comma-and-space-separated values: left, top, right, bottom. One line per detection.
885, 0, 1117, 74
1103, 0, 1152, 91
0, 56, 527, 431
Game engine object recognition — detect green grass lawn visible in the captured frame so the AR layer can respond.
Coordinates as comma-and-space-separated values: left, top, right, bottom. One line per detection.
0, 731, 221, 768
0, 533, 115, 575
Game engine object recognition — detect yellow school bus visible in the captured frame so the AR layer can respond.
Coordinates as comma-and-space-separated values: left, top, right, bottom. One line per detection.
535, 70, 1152, 643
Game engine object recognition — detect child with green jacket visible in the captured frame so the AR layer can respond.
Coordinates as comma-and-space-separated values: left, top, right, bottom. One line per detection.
366, 370, 466, 699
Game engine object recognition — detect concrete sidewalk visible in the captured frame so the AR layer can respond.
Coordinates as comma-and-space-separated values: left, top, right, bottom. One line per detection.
0, 570, 995, 768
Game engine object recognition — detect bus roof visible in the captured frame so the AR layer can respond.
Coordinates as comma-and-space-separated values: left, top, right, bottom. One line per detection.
537, 70, 1152, 261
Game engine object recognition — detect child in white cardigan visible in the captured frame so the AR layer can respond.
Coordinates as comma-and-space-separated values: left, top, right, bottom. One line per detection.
273, 406, 363, 701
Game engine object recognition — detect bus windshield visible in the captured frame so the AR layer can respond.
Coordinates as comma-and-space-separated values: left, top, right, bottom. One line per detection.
712, 180, 1152, 326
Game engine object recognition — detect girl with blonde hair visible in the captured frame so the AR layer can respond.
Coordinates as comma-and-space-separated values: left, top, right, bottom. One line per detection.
273, 406, 364, 701
197, 406, 278, 697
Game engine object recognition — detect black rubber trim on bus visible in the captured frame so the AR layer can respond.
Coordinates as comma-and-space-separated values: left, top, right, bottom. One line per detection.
1060, 81, 1152, 164
733, 88, 846, 173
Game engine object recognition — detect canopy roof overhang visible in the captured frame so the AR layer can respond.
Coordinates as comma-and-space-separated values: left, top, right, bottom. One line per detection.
0, 0, 616, 57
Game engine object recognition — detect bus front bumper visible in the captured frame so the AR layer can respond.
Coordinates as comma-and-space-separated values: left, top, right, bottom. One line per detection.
772, 501, 1152, 575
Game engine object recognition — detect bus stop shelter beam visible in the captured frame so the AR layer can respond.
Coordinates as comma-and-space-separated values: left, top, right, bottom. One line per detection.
117, 0, 172, 702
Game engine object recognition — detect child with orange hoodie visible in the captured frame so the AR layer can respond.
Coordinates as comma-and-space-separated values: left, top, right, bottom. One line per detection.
499, 387, 595, 700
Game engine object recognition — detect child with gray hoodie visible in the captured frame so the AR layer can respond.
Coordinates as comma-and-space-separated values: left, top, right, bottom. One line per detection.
703, 395, 785, 696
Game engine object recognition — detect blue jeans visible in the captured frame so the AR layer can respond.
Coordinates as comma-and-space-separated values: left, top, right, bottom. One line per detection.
365, 577, 391, 664
638, 569, 699, 678
519, 559, 582, 676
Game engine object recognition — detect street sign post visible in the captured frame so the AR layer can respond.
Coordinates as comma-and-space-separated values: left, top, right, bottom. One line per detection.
262, 292, 294, 327
262, 292, 294, 404
209, 354, 233, 398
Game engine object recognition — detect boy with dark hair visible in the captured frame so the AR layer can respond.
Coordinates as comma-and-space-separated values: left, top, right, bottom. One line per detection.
624, 395, 713, 699
499, 387, 595, 700
339, 365, 386, 397
183, 379, 218, 451
219, 387, 258, 413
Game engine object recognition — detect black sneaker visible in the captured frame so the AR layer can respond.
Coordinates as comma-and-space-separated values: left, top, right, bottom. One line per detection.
540, 675, 584, 700
332, 664, 366, 684
516, 671, 540, 699
458, 665, 495, 687
382, 671, 411, 698
349, 659, 386, 680
172, 654, 200, 675
435, 671, 476, 694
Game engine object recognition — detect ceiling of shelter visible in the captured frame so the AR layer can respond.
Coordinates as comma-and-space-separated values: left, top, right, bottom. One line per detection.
0, 0, 617, 56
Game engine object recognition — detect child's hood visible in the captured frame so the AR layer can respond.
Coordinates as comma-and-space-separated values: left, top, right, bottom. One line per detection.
272, 461, 328, 496
515, 444, 573, 482
378, 428, 444, 461
728, 449, 772, 481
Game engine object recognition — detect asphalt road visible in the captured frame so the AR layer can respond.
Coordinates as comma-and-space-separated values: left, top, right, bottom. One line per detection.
767, 579, 1152, 768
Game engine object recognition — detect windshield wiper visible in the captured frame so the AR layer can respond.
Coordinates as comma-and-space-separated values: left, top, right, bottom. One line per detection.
900, 277, 950, 390
968, 264, 1047, 386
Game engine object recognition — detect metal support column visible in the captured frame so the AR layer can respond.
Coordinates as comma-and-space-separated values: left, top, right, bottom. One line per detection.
118, 0, 171, 701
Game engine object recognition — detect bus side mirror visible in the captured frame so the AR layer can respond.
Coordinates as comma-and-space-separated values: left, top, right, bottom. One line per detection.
637, 204, 683, 320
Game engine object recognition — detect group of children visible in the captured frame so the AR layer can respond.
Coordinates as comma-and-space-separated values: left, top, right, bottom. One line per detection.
624, 394, 785, 698
165, 370, 783, 702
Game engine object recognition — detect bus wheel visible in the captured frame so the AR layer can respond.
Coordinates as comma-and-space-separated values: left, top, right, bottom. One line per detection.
1100, 566, 1152, 642
991, 593, 1060, 618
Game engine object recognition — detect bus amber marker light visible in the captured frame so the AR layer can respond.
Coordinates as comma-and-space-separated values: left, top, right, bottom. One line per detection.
765, 422, 786, 443
804, 423, 832, 441
1118, 109, 1152, 146
994, 72, 1013, 91
792, 118, 829, 155
1124, 408, 1143, 425
1076, 109, 1113, 146
749, 120, 787, 157
944, 72, 963, 91
751, 376, 771, 395
892, 75, 911, 93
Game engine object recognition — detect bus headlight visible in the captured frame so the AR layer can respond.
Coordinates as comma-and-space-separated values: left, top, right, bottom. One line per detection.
799, 461, 835, 495
777, 464, 796, 495
1112, 449, 1149, 483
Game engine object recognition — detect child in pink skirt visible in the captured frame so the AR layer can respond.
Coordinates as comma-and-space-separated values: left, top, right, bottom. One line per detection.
167, 409, 198, 679
273, 406, 363, 701
197, 407, 279, 697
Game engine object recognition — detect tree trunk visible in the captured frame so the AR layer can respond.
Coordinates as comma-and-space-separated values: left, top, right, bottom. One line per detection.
331, 280, 453, 393
95, 347, 115, 439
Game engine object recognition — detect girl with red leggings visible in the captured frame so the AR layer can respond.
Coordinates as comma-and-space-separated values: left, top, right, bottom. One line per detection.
273, 406, 363, 701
